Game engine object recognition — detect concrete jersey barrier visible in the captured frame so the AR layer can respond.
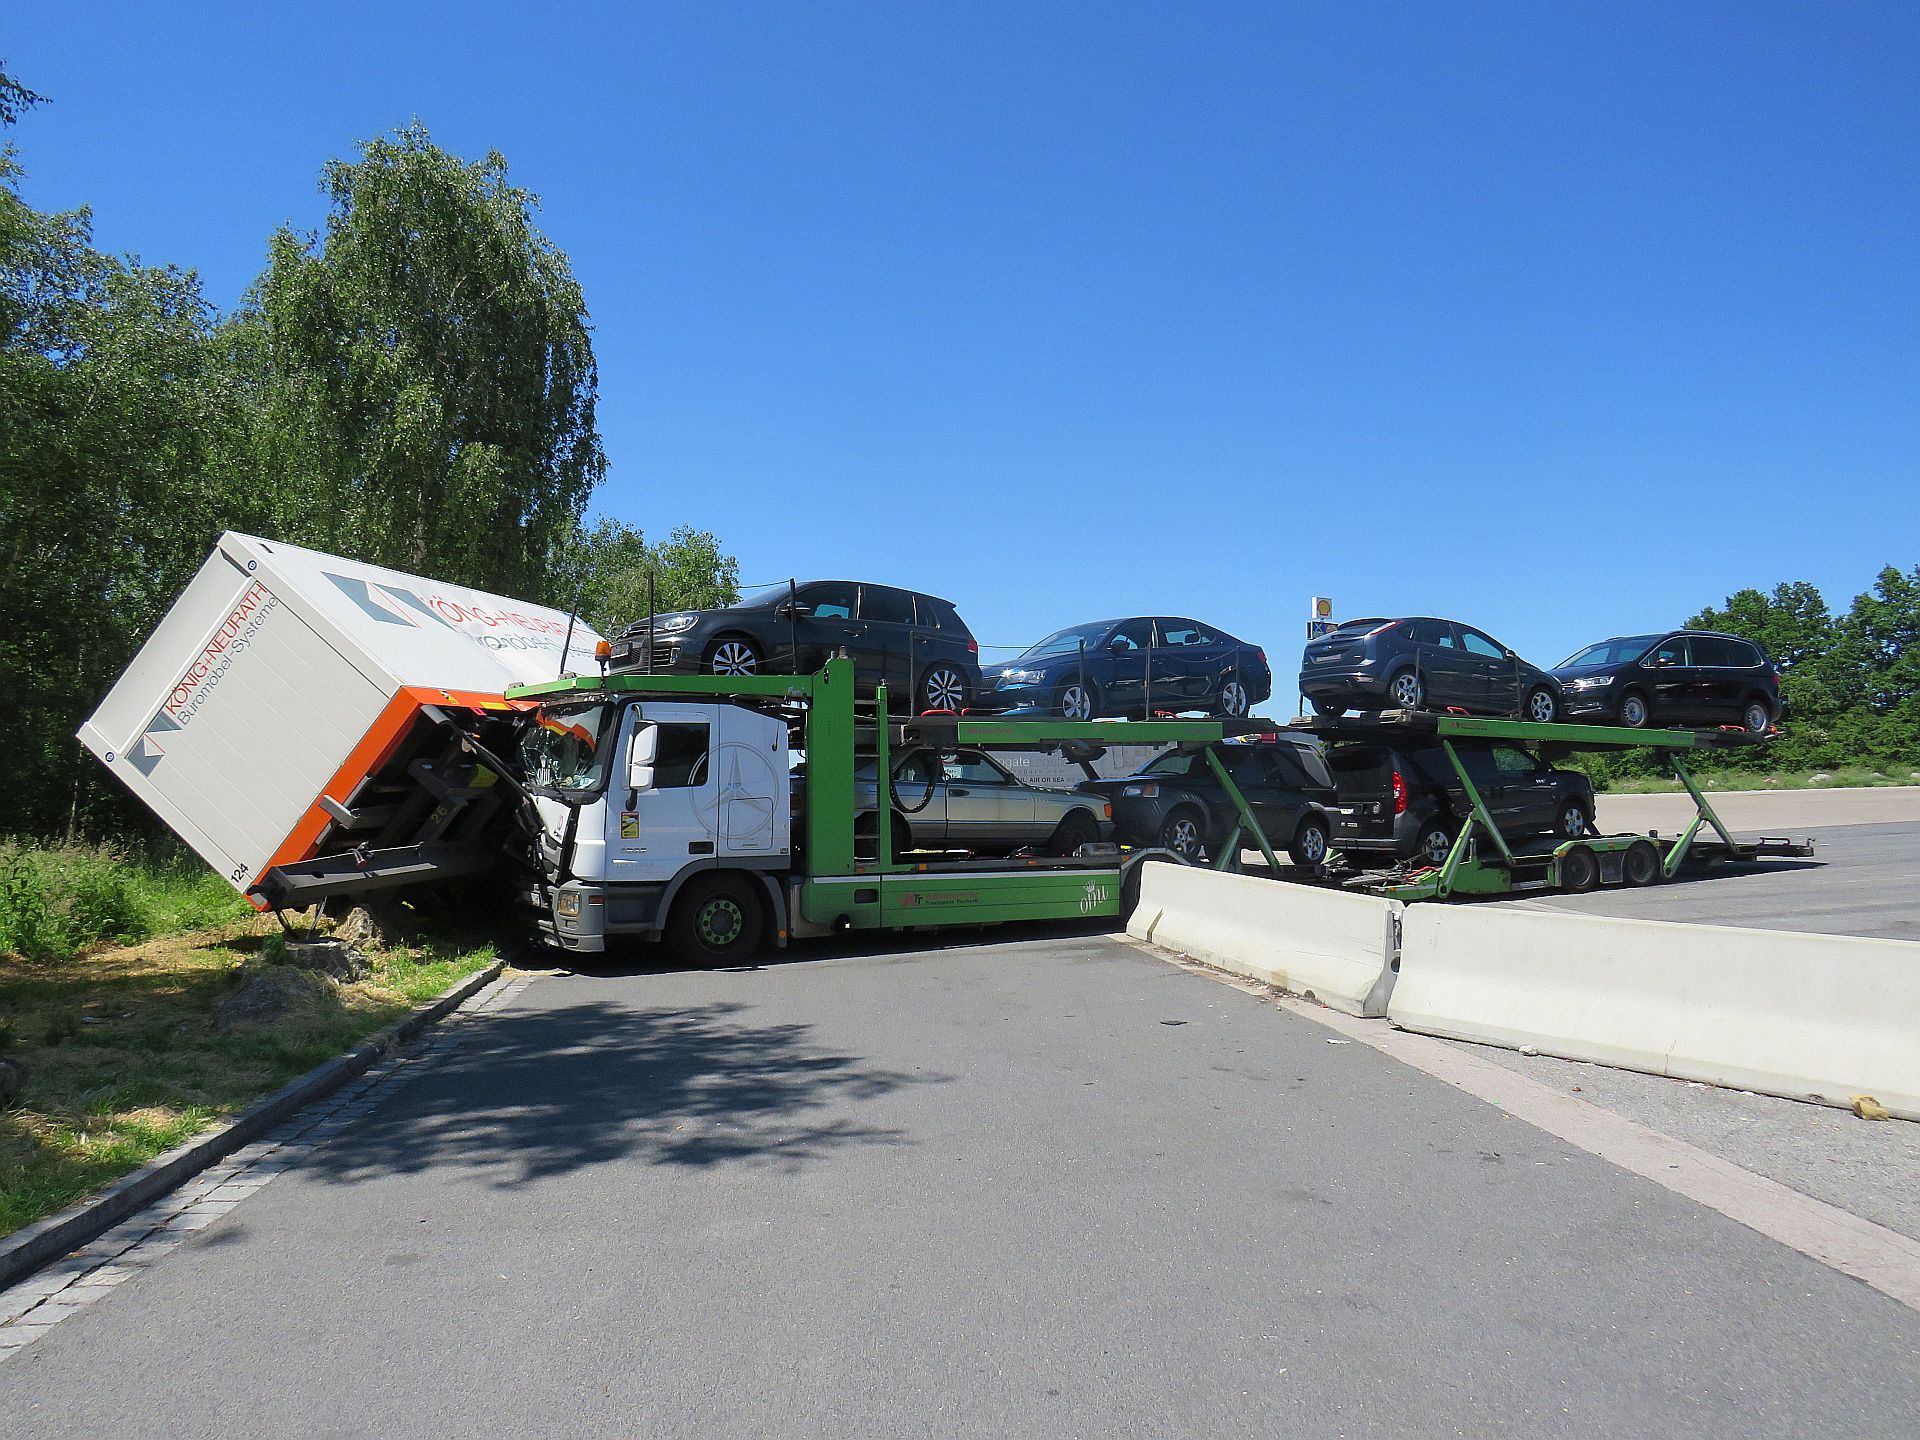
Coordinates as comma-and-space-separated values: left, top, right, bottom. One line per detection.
1127, 863, 1401, 1017
1390, 904, 1920, 1120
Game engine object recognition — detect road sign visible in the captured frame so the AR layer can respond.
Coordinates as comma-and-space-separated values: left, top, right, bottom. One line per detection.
1307, 596, 1334, 639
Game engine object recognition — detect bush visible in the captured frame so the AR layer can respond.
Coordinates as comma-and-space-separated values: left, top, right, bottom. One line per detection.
0, 840, 247, 963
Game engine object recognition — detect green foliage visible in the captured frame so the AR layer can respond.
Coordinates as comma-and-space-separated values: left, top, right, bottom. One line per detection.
0, 840, 249, 962
556, 518, 742, 636
229, 124, 606, 603
0, 70, 738, 842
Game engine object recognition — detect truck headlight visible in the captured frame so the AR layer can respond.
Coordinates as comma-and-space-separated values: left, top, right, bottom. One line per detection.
556, 891, 582, 917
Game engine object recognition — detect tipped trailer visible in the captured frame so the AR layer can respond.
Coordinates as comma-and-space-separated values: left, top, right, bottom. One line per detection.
1286, 712, 1815, 902
502, 662, 1284, 958
78, 534, 606, 912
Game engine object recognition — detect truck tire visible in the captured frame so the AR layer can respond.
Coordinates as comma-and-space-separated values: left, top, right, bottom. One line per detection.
1623, 839, 1663, 887
666, 874, 766, 963
1559, 844, 1599, 893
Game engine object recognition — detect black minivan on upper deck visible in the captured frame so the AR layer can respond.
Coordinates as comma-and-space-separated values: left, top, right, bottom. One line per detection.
1551, 630, 1780, 733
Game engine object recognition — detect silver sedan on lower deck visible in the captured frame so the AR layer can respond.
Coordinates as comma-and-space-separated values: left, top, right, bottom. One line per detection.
847, 747, 1112, 857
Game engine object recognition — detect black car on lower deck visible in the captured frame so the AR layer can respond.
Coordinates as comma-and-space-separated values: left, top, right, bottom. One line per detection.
609, 580, 981, 713
1075, 738, 1336, 865
1324, 739, 1595, 866
1552, 630, 1781, 733
980, 617, 1272, 719
1299, 617, 1563, 722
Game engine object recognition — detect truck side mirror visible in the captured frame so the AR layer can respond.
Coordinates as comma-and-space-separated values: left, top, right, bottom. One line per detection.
628, 723, 658, 792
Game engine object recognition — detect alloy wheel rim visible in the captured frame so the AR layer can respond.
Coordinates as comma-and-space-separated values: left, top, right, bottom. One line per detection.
1299, 826, 1326, 863
1221, 681, 1248, 716
1063, 686, 1092, 720
925, 667, 964, 711
1530, 691, 1555, 722
1169, 819, 1200, 855
712, 642, 757, 675
1392, 675, 1421, 707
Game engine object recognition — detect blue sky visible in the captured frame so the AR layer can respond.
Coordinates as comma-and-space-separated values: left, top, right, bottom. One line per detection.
8, 2, 1916, 700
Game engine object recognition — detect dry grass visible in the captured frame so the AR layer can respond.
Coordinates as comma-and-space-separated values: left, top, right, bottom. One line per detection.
0, 915, 496, 1237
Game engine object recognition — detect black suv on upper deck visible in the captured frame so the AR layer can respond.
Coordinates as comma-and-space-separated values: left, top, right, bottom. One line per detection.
609, 581, 982, 713
1299, 617, 1563, 722
1552, 630, 1781, 733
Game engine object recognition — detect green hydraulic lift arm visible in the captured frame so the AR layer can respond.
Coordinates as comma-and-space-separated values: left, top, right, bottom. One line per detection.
1439, 737, 1515, 867
1201, 749, 1284, 873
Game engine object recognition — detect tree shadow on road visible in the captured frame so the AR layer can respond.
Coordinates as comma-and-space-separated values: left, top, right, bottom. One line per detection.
303, 999, 947, 1188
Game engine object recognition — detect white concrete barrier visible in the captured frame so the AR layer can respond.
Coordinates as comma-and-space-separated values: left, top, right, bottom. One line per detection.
1127, 863, 1401, 1017
1390, 905, 1920, 1120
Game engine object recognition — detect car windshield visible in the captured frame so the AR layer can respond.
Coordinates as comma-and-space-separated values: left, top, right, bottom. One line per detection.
1018, 623, 1114, 660
1142, 751, 1202, 777
1557, 635, 1663, 668
520, 702, 617, 797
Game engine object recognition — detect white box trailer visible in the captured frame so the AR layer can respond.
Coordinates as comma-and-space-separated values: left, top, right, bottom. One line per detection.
78, 533, 604, 908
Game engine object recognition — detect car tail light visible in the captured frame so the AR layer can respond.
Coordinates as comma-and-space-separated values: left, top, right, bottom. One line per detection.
1255, 648, 1267, 667
1391, 770, 1408, 815
967, 637, 979, 655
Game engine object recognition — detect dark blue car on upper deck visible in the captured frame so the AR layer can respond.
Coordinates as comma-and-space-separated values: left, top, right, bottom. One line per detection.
978, 617, 1271, 719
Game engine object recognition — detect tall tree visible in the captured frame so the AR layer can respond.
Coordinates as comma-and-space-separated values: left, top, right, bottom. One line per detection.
557, 519, 741, 637
233, 124, 604, 602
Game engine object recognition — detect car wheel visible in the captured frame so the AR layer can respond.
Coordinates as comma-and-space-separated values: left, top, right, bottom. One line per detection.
1623, 839, 1663, 887
1559, 844, 1599, 893
1309, 697, 1349, 717
1216, 678, 1250, 718
1555, 802, 1589, 841
1741, 698, 1772, 734
1413, 822, 1454, 868
1618, 691, 1650, 728
1387, 669, 1425, 711
666, 874, 766, 962
706, 636, 762, 677
1526, 687, 1559, 724
1057, 680, 1097, 721
1157, 808, 1206, 861
1289, 814, 1330, 868
920, 663, 968, 713
1047, 810, 1101, 857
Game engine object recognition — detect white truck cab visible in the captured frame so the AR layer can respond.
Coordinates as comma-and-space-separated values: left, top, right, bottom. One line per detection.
523, 697, 791, 954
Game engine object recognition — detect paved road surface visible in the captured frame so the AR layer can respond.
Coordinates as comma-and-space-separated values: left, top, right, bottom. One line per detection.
1595, 783, 1920, 834
1526, 820, 1919, 941
5, 933, 1916, 1437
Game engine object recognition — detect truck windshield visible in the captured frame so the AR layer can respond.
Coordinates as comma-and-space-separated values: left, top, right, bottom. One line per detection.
521, 702, 616, 797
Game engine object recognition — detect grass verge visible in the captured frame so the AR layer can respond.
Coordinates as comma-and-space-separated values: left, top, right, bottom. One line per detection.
0, 915, 497, 1238
1597, 767, 1920, 794
0, 839, 253, 963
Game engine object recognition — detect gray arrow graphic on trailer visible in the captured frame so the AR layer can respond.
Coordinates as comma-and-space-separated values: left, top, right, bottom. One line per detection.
326, 573, 416, 626
128, 709, 182, 776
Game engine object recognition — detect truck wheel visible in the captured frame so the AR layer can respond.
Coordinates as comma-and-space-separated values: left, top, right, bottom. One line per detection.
1623, 839, 1663, 887
1618, 692, 1650, 728
1559, 845, 1599, 893
1047, 810, 1101, 857
1157, 809, 1206, 861
1387, 669, 1425, 711
667, 875, 766, 963
1056, 680, 1098, 721
1289, 815, 1330, 868
706, 636, 762, 676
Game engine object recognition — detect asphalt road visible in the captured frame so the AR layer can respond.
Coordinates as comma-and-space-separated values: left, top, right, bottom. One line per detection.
1525, 821, 1919, 940
6, 932, 1917, 1438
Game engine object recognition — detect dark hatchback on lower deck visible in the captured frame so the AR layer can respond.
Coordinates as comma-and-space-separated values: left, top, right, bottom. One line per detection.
1552, 630, 1781, 733
1325, 739, 1596, 866
1075, 737, 1335, 865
